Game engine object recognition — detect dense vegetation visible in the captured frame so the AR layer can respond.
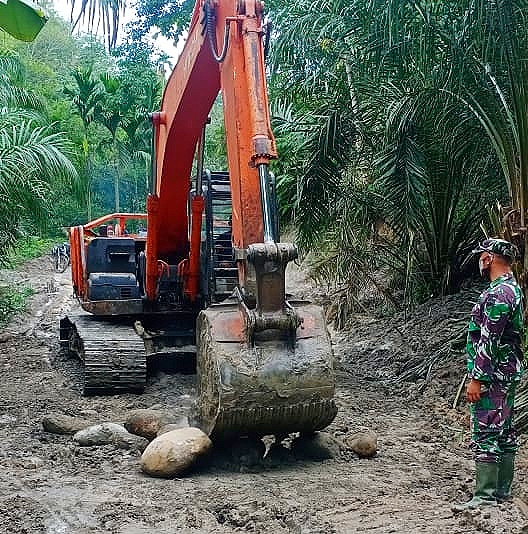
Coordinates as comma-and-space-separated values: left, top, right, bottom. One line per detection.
0, 6, 164, 256
2, 0, 527, 325
267, 0, 524, 322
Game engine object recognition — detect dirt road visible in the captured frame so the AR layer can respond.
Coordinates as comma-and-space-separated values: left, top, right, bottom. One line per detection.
0, 257, 527, 533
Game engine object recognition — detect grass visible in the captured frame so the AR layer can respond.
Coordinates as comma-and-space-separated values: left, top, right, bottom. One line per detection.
0, 285, 34, 326
3, 236, 58, 269
0, 235, 56, 325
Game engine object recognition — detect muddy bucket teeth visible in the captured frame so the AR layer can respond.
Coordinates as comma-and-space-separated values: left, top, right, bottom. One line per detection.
196, 300, 337, 440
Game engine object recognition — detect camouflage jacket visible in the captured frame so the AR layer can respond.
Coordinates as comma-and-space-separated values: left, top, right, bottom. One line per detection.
466, 273, 524, 383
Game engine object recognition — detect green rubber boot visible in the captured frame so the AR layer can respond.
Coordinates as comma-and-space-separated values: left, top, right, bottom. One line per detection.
453, 462, 498, 512
496, 453, 515, 502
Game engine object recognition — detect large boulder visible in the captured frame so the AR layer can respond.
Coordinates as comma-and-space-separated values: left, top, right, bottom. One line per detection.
345, 430, 378, 458
125, 409, 184, 440
140, 427, 212, 478
42, 413, 93, 435
156, 417, 190, 437
73, 423, 149, 452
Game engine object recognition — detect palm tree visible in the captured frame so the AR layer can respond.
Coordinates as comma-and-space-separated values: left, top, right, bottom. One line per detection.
0, 49, 77, 261
267, 0, 508, 306
435, 1, 528, 293
66, 0, 126, 49
64, 65, 105, 219
97, 72, 123, 211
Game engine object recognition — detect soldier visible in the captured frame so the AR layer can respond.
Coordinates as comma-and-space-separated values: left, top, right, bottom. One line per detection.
454, 238, 524, 511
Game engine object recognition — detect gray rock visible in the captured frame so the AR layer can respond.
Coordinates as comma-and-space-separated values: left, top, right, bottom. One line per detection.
73, 423, 149, 452
42, 413, 93, 435
292, 431, 343, 460
125, 409, 183, 440
140, 427, 212, 478
345, 430, 378, 458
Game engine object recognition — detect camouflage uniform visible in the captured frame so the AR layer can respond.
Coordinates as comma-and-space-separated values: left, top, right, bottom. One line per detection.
466, 272, 524, 463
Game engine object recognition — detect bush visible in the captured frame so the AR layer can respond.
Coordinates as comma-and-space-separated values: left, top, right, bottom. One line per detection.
3, 236, 57, 268
0, 285, 34, 325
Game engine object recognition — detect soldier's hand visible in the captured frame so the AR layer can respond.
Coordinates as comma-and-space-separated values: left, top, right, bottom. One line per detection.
466, 378, 482, 403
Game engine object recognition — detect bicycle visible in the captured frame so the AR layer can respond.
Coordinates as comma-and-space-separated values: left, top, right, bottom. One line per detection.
50, 242, 70, 273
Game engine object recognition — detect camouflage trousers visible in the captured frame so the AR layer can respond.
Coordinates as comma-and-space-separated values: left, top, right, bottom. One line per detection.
469, 381, 518, 463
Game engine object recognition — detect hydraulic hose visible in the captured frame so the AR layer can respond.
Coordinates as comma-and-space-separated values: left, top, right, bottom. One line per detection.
205, 2, 230, 63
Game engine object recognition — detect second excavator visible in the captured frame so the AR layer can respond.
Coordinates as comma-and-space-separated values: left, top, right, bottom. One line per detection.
61, 0, 337, 440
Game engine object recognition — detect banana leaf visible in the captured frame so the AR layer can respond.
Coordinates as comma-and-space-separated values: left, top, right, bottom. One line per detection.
0, 0, 48, 42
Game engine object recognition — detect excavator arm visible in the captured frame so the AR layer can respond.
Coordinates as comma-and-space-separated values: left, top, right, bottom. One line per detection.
146, 0, 277, 303
65, 0, 337, 438
146, 0, 337, 439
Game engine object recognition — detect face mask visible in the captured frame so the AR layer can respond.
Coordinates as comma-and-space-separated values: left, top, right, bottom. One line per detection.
479, 255, 492, 278
478, 257, 485, 276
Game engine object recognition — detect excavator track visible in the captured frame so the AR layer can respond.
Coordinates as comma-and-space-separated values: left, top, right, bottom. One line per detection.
60, 314, 146, 395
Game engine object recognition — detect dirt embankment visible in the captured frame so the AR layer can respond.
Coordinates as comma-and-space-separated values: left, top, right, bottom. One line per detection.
0, 257, 527, 533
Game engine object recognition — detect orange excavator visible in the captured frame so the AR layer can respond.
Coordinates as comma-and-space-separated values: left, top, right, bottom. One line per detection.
61, 0, 337, 440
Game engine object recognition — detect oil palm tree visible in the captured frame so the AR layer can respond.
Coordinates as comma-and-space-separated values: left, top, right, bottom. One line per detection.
64, 65, 105, 219
267, 0, 508, 305
96, 72, 123, 211
66, 0, 126, 49
0, 48, 76, 260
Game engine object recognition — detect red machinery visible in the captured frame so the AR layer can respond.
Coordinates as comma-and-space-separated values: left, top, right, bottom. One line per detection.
62, 0, 336, 440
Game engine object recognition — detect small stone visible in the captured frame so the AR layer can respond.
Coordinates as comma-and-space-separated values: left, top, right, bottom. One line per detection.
345, 430, 378, 458
0, 414, 17, 426
73, 423, 148, 452
140, 427, 212, 478
21, 456, 44, 469
42, 413, 93, 435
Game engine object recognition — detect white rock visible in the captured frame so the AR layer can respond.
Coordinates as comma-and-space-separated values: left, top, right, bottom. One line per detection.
140, 427, 212, 478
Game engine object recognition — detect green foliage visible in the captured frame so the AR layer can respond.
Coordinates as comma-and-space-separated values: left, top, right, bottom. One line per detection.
0, 285, 34, 326
266, 0, 518, 319
0, 7, 163, 258
131, 0, 195, 42
0, 42, 77, 261
3, 236, 57, 268
66, 0, 126, 49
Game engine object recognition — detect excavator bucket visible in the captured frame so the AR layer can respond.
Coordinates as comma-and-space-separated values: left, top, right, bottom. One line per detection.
196, 299, 337, 439
196, 242, 337, 440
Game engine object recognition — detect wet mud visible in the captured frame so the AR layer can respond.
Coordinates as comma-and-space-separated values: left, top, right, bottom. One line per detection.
0, 258, 527, 533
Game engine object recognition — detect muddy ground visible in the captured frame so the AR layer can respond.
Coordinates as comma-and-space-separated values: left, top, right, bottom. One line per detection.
1, 256, 528, 533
